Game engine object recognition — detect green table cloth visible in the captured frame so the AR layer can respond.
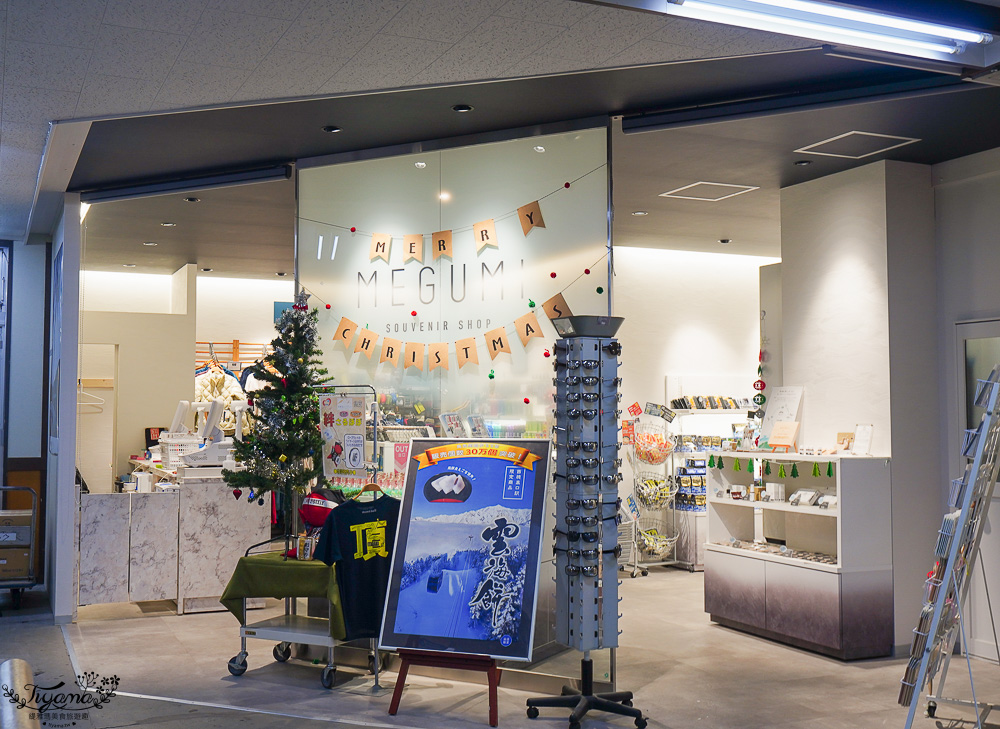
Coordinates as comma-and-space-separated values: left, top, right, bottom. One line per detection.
220, 552, 347, 639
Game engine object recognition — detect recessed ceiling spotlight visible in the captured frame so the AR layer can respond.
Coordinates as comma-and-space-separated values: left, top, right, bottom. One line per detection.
414, 161, 427, 169
718, 238, 732, 245
276, 272, 288, 277
160, 221, 176, 227
439, 192, 452, 201
200, 267, 213, 272
123, 263, 136, 268
451, 104, 473, 113
322, 125, 341, 133
533, 145, 545, 153
142, 241, 158, 246
183, 196, 201, 203
631, 211, 648, 216
794, 160, 812, 166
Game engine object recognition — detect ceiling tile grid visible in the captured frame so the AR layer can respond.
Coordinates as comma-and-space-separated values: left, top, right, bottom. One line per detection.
0, 0, 815, 240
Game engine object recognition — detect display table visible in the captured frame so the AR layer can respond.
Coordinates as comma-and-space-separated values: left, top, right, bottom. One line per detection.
221, 552, 347, 639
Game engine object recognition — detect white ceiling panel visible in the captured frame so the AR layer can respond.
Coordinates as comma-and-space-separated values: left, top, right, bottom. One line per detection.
103, 0, 208, 35
231, 48, 346, 101
206, 0, 309, 21
318, 35, 452, 94
277, 0, 408, 55
7, 0, 106, 48
541, 5, 664, 63
4, 40, 91, 93
151, 61, 252, 108
75, 72, 160, 117
597, 38, 709, 68
501, 50, 604, 77
89, 24, 187, 80
381, 0, 499, 44
1, 121, 48, 155
1, 84, 79, 126
494, 0, 595, 28
179, 9, 291, 69
715, 28, 813, 55
648, 17, 754, 51
410, 15, 563, 84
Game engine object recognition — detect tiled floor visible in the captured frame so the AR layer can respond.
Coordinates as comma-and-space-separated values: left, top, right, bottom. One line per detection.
59, 569, 1000, 729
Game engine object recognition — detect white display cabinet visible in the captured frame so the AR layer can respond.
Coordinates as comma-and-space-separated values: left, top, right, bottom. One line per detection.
704, 453, 893, 659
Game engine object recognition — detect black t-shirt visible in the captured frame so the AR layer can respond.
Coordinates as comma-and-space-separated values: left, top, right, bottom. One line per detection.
315, 495, 401, 640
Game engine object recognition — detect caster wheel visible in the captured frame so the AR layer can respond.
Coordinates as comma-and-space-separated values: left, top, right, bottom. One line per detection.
227, 653, 248, 676
273, 642, 291, 662
635, 717, 648, 729
926, 701, 937, 718
641, 569, 649, 577
623, 699, 633, 707
526, 706, 539, 719
321, 666, 336, 689
569, 721, 581, 729
630, 569, 639, 578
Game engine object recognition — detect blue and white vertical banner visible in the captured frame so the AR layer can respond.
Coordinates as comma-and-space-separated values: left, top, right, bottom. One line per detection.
379, 438, 550, 661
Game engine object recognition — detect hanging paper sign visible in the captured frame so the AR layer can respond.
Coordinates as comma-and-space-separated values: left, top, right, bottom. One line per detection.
513, 311, 544, 347
456, 337, 479, 368
320, 395, 367, 480
621, 419, 635, 445
473, 219, 499, 253
542, 293, 573, 321
432, 230, 453, 260
517, 201, 546, 236
404, 341, 425, 370
484, 326, 512, 360
414, 402, 426, 415
628, 402, 642, 417
413, 442, 543, 469
403, 234, 423, 263
333, 316, 358, 348
428, 342, 449, 371
381, 337, 403, 366
644, 401, 676, 423
623, 493, 641, 523
370, 232, 392, 262
354, 328, 379, 359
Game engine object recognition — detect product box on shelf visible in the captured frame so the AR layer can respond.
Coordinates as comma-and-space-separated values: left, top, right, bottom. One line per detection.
0, 510, 32, 546
0, 547, 30, 579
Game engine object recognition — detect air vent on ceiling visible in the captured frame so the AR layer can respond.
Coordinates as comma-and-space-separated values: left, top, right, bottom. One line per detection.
658, 182, 759, 202
794, 131, 920, 159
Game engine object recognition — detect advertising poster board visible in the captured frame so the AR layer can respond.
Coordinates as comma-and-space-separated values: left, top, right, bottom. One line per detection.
319, 395, 367, 479
380, 438, 550, 660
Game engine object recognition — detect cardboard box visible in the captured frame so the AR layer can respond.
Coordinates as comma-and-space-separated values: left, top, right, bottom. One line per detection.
0, 510, 32, 546
0, 548, 31, 580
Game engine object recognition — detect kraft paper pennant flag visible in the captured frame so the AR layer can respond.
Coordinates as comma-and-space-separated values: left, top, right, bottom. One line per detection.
455, 337, 479, 368
370, 233, 391, 262
484, 326, 512, 360
542, 292, 573, 320
333, 317, 358, 348
353, 328, 378, 359
428, 342, 449, 371
380, 337, 402, 366
514, 311, 544, 347
432, 230, 453, 260
473, 219, 498, 253
402, 234, 423, 263
517, 201, 546, 236
403, 342, 425, 370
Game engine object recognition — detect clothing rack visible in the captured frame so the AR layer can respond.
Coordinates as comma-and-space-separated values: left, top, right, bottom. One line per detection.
195, 340, 272, 372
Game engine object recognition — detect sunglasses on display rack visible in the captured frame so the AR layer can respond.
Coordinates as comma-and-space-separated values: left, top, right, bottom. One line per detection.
553, 529, 599, 543
553, 545, 622, 559
564, 564, 600, 577
556, 440, 582, 450
558, 409, 583, 420
553, 473, 581, 483
565, 457, 582, 468
582, 360, 601, 370
565, 497, 622, 511
554, 360, 581, 370
554, 376, 581, 386
581, 392, 622, 402
563, 393, 582, 402
565, 514, 617, 527
582, 376, 622, 387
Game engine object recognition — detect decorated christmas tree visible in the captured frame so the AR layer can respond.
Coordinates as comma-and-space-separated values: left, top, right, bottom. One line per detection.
223, 291, 332, 532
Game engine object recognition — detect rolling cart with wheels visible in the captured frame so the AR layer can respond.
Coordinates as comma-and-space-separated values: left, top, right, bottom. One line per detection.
0, 486, 38, 613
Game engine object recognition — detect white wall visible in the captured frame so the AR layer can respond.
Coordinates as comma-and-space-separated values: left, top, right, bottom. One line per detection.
196, 276, 293, 344
77, 343, 116, 492
80, 271, 171, 313
9, 239, 47, 458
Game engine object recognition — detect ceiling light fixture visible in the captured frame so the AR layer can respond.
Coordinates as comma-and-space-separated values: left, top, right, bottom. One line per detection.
794, 159, 812, 166
452, 104, 473, 112
160, 221, 176, 227
183, 196, 200, 203
142, 241, 158, 246
718, 238, 732, 245
533, 146, 546, 153
123, 263, 136, 268
276, 272, 288, 277
439, 192, 452, 201
322, 125, 341, 133
631, 211, 648, 216
201, 267, 213, 272
414, 161, 427, 169
657, 0, 993, 61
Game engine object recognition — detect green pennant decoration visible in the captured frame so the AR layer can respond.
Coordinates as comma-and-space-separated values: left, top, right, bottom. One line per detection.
764, 460, 771, 476
747, 458, 753, 474
708, 454, 715, 469
733, 458, 742, 472
791, 463, 799, 478
812, 462, 821, 478
827, 461, 834, 477
717, 456, 725, 470
778, 463, 786, 478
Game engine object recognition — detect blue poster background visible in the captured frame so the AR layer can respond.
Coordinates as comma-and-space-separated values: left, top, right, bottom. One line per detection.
379, 439, 550, 661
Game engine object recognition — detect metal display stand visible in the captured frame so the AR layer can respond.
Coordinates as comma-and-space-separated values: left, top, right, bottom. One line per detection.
900, 367, 1000, 727
526, 325, 647, 729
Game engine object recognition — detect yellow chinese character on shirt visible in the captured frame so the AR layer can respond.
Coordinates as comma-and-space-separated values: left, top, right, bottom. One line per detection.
351, 520, 388, 560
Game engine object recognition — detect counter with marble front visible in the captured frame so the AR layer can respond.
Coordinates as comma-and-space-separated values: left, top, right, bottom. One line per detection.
78, 478, 270, 613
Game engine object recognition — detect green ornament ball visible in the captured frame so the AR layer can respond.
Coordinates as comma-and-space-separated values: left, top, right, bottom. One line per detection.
597, 286, 604, 294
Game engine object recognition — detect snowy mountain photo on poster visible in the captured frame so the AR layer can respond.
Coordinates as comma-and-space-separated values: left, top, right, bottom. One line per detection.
380, 439, 550, 661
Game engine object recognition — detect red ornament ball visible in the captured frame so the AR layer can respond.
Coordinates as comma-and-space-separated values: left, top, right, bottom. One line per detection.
543, 349, 551, 358
350, 226, 356, 233
550, 272, 557, 278
584, 268, 591, 275
411, 310, 417, 317
564, 182, 571, 189
524, 397, 530, 404
232, 488, 242, 500
325, 304, 331, 310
